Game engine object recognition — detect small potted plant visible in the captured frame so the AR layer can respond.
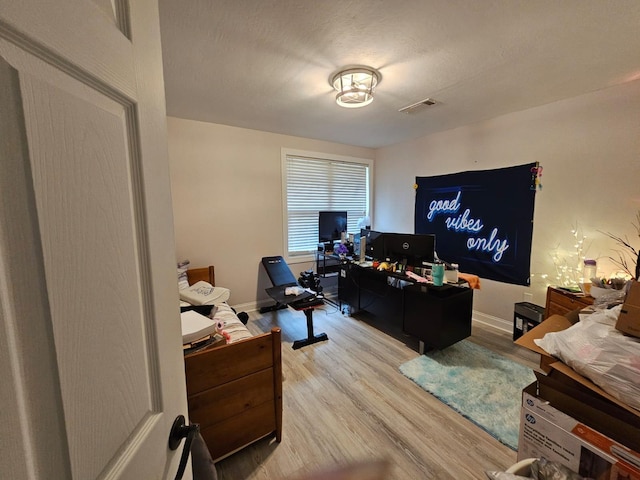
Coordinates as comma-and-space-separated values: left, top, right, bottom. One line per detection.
335, 243, 349, 259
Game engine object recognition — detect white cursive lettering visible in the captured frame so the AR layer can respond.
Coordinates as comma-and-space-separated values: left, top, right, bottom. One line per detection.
445, 208, 483, 233
427, 191, 462, 221
467, 228, 510, 262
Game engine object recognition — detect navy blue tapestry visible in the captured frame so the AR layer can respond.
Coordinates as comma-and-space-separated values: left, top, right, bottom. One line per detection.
415, 163, 539, 286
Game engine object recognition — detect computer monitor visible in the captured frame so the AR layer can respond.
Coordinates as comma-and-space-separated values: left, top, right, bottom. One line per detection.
318, 211, 347, 243
383, 233, 436, 267
358, 235, 366, 261
360, 229, 384, 260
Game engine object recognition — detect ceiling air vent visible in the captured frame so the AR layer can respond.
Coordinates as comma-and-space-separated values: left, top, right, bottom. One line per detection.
398, 98, 437, 114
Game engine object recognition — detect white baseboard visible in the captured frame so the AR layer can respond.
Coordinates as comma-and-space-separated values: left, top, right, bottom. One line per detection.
472, 310, 512, 334
230, 299, 270, 313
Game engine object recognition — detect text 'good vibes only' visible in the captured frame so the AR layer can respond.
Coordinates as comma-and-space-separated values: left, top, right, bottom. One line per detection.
427, 191, 509, 262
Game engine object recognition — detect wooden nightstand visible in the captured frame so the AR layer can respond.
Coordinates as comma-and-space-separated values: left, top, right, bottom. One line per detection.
544, 286, 594, 318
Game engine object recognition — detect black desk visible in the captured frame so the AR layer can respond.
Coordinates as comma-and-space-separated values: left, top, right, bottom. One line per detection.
338, 263, 473, 352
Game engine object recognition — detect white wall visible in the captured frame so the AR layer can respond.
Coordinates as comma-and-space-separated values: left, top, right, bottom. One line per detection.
375, 79, 640, 328
167, 118, 374, 310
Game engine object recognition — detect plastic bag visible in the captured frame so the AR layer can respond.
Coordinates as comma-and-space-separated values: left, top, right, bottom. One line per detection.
486, 458, 590, 480
485, 473, 531, 480
531, 457, 590, 480
534, 305, 640, 410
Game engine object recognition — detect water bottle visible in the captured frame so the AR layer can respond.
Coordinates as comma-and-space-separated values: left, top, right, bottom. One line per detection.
582, 259, 597, 294
432, 261, 445, 286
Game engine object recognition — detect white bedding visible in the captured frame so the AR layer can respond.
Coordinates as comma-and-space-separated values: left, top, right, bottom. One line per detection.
212, 303, 252, 343
181, 302, 251, 345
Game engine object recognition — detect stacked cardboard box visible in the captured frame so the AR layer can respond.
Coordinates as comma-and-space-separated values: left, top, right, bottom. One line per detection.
515, 282, 640, 479
617, 280, 640, 338
519, 375, 640, 479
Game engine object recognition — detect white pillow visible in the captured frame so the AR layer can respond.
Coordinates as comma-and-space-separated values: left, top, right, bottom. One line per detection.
180, 281, 230, 306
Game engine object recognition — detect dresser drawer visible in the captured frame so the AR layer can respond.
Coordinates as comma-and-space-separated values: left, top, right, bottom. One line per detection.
544, 286, 593, 318
188, 368, 274, 429
200, 400, 276, 461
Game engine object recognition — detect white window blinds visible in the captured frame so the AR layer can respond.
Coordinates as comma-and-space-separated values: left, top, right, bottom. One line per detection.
285, 154, 369, 257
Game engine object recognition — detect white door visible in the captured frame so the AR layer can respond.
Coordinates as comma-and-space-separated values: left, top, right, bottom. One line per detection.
0, 1, 190, 479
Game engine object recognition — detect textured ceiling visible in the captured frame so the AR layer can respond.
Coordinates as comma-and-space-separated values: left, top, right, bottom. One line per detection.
158, 0, 640, 148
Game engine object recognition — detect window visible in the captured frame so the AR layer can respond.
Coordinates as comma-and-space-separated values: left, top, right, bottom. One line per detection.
282, 149, 372, 260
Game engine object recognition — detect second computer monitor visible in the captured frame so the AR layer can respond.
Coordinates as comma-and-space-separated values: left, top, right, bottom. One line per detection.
360, 229, 384, 260
319, 211, 347, 243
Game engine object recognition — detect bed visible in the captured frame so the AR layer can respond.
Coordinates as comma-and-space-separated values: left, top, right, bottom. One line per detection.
182, 266, 283, 461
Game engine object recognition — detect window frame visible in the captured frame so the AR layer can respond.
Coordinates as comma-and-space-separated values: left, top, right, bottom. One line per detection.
281, 148, 374, 264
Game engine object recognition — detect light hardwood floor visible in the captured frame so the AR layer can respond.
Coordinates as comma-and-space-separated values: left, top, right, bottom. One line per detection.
215, 303, 540, 480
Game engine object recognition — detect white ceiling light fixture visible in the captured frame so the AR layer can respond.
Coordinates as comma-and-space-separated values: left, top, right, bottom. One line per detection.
331, 67, 381, 108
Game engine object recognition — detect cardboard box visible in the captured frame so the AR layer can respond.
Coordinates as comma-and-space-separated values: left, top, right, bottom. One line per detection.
519, 380, 640, 479
617, 280, 640, 338
530, 371, 640, 452
515, 314, 572, 373
515, 312, 639, 416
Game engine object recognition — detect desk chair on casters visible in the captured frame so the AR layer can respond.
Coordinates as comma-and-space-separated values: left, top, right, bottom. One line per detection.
260, 256, 328, 350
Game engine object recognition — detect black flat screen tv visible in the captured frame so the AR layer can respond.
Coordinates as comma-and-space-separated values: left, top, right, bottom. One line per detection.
318, 211, 347, 243
383, 233, 436, 266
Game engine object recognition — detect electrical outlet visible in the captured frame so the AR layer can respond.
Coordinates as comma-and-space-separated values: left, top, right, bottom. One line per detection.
523, 292, 533, 303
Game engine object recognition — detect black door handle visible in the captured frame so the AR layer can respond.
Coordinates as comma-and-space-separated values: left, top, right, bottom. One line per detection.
169, 415, 200, 480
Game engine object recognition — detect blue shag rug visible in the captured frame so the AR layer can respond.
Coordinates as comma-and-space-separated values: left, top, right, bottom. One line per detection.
399, 340, 536, 450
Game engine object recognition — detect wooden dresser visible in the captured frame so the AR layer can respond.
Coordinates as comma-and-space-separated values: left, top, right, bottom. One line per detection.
184, 330, 282, 461
544, 286, 594, 318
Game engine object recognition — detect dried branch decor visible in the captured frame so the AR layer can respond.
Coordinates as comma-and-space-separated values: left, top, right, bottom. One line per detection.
600, 211, 640, 280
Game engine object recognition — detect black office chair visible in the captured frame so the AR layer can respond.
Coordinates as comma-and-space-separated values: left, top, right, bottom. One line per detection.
260, 256, 328, 349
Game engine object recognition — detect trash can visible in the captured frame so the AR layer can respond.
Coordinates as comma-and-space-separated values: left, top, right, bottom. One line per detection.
513, 302, 545, 340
